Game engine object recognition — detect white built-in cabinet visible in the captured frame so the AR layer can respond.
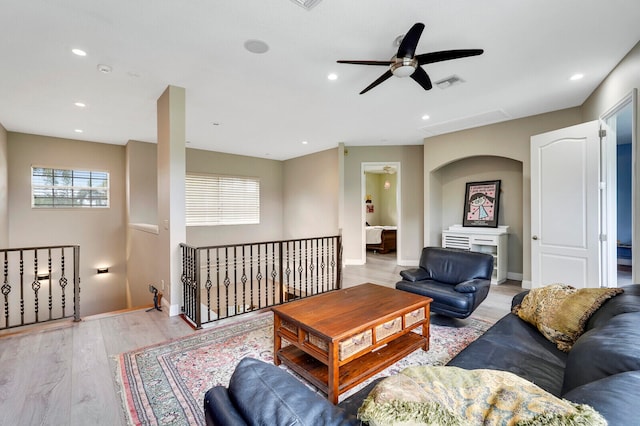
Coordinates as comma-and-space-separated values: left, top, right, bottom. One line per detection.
441, 225, 509, 284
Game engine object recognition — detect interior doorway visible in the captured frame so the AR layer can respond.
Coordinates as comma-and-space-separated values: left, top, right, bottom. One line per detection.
601, 91, 636, 286
361, 162, 401, 264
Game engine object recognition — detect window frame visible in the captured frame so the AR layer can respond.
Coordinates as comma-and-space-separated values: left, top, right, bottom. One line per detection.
31, 166, 110, 209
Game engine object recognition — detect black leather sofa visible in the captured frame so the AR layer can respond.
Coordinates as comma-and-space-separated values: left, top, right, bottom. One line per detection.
204, 284, 640, 425
395, 247, 493, 318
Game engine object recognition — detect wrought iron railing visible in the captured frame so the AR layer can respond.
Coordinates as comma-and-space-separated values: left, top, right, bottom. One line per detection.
180, 236, 342, 328
1, 245, 80, 330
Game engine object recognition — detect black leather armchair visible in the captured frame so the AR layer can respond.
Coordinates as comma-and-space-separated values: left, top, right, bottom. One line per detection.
396, 247, 494, 319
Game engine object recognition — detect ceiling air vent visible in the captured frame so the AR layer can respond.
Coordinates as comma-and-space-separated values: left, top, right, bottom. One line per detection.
290, 0, 322, 10
435, 75, 465, 89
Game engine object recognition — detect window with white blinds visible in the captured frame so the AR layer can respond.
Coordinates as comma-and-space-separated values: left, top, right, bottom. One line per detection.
185, 173, 260, 226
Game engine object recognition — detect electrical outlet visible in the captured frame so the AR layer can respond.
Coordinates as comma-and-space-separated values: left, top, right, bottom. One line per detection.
161, 279, 165, 290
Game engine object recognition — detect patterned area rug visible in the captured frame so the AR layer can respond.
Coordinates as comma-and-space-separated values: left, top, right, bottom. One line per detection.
116, 311, 491, 425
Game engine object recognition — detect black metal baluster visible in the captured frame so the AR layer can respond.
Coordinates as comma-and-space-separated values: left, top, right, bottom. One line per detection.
2, 252, 10, 328
19, 250, 24, 325
47, 248, 52, 320
222, 247, 229, 318
256, 244, 263, 309
32, 250, 40, 323
59, 248, 68, 318
240, 246, 246, 311
205, 249, 212, 322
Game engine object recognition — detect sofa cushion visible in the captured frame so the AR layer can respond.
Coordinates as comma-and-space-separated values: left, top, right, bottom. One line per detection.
512, 284, 624, 352
585, 283, 640, 330
228, 358, 357, 426
561, 311, 640, 394
357, 366, 605, 426
447, 313, 567, 396
562, 371, 640, 426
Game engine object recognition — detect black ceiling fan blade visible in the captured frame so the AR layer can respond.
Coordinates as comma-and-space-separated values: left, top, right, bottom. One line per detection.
397, 23, 425, 59
337, 60, 393, 66
411, 67, 432, 90
416, 49, 484, 65
359, 70, 393, 94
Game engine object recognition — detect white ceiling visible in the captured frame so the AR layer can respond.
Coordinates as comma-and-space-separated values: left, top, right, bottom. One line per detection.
1, 0, 639, 161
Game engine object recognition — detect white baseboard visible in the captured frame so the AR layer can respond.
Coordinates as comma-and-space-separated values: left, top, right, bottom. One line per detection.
521, 280, 532, 289
344, 258, 365, 266
162, 298, 181, 317
507, 272, 523, 281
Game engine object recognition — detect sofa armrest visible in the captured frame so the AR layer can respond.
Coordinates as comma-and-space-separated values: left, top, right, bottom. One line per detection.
204, 386, 248, 426
454, 278, 492, 293
227, 358, 358, 426
400, 268, 429, 282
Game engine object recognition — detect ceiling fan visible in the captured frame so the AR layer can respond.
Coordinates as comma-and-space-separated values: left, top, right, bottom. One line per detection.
337, 23, 484, 94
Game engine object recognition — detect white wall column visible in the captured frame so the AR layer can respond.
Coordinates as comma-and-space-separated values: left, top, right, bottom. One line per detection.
157, 85, 186, 316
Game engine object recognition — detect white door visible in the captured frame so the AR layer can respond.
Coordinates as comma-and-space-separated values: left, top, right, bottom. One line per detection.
531, 121, 601, 289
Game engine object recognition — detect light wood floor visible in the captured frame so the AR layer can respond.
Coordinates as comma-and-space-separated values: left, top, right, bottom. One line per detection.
0, 252, 522, 425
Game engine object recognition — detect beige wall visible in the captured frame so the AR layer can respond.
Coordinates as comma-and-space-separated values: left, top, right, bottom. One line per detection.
125, 140, 160, 309
365, 173, 380, 225
185, 148, 284, 247
7, 133, 127, 316
438, 156, 523, 277
423, 107, 582, 286
582, 40, 640, 280
0, 123, 7, 247
343, 145, 424, 265
127, 140, 157, 224
365, 173, 398, 226
582, 41, 640, 121
283, 148, 339, 239
379, 173, 398, 226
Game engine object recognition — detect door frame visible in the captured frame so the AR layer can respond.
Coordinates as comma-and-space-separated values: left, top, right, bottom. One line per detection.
600, 89, 637, 285
361, 162, 402, 263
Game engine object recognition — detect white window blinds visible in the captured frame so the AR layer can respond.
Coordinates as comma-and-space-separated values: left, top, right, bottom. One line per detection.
185, 173, 260, 226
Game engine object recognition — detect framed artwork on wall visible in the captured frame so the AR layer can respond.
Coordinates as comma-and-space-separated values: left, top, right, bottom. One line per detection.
463, 180, 501, 227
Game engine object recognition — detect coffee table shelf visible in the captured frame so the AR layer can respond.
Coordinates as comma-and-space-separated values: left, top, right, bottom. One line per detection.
277, 331, 426, 395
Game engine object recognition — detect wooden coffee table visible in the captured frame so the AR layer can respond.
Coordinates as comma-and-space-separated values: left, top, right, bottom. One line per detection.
272, 283, 432, 403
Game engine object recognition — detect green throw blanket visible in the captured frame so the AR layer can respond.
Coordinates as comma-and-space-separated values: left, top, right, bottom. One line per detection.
358, 366, 606, 426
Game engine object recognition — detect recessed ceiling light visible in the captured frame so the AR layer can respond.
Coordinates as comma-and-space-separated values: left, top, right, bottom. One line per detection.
327, 73, 338, 81
244, 39, 269, 54
97, 64, 112, 73
422, 114, 430, 120
301, 140, 308, 145
570, 73, 584, 81
74, 102, 86, 108
72, 48, 87, 57
74, 129, 83, 133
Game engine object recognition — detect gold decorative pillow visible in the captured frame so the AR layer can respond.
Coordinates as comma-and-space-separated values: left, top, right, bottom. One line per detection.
357, 365, 606, 426
512, 284, 624, 352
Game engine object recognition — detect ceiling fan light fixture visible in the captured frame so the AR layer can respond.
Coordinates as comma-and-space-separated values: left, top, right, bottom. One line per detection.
390, 57, 417, 77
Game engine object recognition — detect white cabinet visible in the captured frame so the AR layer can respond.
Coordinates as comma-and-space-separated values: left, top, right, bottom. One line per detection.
441, 225, 509, 284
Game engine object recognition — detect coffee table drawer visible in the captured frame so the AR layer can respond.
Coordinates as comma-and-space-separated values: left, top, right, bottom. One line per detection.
339, 329, 372, 360
405, 307, 425, 327
375, 317, 402, 340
